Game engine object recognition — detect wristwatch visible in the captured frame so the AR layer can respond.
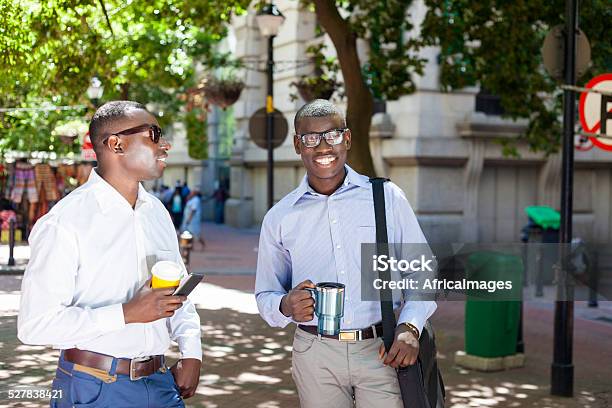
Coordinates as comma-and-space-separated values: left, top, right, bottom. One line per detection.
399, 322, 420, 340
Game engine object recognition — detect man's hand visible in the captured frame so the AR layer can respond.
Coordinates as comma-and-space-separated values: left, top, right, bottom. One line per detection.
378, 324, 419, 369
122, 279, 187, 324
280, 280, 316, 322
170, 358, 201, 399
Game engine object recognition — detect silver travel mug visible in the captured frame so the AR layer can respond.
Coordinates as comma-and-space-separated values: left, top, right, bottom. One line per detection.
306, 282, 346, 336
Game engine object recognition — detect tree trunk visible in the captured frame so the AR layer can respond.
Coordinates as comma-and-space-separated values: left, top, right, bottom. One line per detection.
312, 0, 376, 177
121, 83, 130, 100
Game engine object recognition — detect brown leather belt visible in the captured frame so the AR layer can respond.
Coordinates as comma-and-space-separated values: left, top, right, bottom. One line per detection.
63, 348, 165, 381
298, 323, 383, 341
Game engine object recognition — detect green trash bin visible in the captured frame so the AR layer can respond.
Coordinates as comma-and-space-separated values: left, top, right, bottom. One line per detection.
464, 251, 523, 358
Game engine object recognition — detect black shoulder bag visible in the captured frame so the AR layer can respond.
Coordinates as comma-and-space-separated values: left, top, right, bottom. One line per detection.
370, 177, 445, 408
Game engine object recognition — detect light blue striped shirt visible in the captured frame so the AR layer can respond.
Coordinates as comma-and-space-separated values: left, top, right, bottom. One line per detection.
255, 166, 436, 333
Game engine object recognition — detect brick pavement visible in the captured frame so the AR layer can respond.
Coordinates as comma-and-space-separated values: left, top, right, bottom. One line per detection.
0, 222, 611, 407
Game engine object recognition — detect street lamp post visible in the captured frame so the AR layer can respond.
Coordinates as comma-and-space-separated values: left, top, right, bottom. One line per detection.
256, 3, 285, 210
551, 0, 577, 397
86, 77, 104, 108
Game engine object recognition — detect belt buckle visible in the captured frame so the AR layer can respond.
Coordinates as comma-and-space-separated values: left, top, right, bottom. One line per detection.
339, 329, 361, 342
130, 356, 151, 381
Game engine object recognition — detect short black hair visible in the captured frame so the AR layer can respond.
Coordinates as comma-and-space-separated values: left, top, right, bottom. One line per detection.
89, 100, 147, 146
294, 99, 346, 132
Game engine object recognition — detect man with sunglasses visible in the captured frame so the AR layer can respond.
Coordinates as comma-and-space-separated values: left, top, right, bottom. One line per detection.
255, 99, 436, 407
18, 101, 201, 407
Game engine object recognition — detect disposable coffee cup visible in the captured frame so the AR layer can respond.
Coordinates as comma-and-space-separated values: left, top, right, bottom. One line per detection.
151, 261, 183, 289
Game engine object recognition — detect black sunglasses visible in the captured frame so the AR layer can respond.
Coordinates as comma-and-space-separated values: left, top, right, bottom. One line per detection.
103, 124, 163, 145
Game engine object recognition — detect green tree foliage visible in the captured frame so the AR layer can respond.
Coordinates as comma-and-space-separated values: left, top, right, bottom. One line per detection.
0, 0, 249, 155
347, 0, 425, 100
185, 108, 208, 160
420, 0, 612, 155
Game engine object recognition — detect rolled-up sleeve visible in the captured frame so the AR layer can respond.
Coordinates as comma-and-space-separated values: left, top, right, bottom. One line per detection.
166, 221, 202, 361
167, 298, 202, 360
18, 219, 126, 346
255, 212, 294, 328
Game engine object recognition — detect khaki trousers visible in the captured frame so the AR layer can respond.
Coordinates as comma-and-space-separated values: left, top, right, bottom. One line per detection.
291, 327, 403, 408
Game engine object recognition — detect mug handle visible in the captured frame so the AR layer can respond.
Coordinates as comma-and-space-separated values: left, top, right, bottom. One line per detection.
304, 287, 316, 305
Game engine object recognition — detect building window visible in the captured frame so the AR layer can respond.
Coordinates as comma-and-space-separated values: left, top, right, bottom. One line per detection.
475, 89, 505, 116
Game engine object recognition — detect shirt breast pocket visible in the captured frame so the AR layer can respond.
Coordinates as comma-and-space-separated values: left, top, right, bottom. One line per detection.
357, 225, 377, 244
357, 225, 395, 244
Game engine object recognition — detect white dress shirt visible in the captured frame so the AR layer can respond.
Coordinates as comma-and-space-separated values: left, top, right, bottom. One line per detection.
255, 165, 436, 334
18, 169, 202, 360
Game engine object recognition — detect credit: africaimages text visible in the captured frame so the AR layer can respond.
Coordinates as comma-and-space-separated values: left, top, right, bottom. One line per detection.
371, 254, 513, 293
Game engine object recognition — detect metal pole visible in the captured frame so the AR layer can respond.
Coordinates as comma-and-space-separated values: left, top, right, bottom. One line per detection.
266, 35, 275, 210
551, 0, 577, 397
8, 218, 15, 266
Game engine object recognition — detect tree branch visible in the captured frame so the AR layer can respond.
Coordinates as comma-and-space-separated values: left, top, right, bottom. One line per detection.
97, 0, 114, 37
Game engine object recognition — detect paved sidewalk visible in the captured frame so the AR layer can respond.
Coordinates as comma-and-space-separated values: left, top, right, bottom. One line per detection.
189, 222, 260, 276
0, 244, 29, 275
0, 222, 611, 407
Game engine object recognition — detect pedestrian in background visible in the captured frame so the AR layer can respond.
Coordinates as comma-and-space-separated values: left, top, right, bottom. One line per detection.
169, 186, 184, 229
213, 181, 229, 224
162, 183, 174, 206
181, 181, 190, 199
180, 190, 205, 249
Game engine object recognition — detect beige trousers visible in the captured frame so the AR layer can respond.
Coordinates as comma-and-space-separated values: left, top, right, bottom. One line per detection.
291, 327, 403, 408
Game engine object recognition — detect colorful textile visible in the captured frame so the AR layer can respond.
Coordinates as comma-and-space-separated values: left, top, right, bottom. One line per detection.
10, 162, 38, 204
34, 163, 59, 201
0, 210, 16, 229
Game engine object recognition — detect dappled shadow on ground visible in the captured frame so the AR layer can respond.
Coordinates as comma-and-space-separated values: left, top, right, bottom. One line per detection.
172, 308, 297, 407
1, 298, 611, 407
432, 306, 612, 408
443, 368, 610, 407
0, 308, 297, 408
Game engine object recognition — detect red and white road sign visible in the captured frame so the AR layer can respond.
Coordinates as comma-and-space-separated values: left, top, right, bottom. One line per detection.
579, 73, 612, 151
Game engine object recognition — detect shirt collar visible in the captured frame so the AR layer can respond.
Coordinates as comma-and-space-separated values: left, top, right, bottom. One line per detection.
289, 165, 369, 206
89, 168, 152, 214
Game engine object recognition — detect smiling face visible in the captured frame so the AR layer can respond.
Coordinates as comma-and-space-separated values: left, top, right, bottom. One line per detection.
102, 109, 170, 181
294, 114, 351, 195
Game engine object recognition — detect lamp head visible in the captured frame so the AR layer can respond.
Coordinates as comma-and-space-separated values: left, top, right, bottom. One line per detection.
255, 3, 285, 37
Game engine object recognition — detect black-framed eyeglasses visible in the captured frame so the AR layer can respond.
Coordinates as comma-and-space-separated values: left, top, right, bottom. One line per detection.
297, 128, 347, 148
103, 124, 163, 145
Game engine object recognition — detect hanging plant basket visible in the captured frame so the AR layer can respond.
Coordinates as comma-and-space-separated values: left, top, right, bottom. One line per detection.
58, 134, 78, 145
204, 77, 245, 109
292, 76, 337, 102
52, 119, 88, 146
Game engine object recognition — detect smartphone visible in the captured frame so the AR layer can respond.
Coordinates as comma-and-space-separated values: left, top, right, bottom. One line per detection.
172, 272, 205, 296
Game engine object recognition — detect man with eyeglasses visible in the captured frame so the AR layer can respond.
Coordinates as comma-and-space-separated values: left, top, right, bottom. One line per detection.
18, 101, 201, 407
255, 99, 436, 407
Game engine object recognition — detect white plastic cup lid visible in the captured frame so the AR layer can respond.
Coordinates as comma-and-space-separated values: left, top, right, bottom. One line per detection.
151, 261, 183, 281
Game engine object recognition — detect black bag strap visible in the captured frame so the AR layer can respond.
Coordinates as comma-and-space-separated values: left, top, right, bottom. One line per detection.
370, 177, 396, 352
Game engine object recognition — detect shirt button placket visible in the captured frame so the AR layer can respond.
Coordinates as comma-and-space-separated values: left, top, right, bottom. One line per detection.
329, 201, 347, 293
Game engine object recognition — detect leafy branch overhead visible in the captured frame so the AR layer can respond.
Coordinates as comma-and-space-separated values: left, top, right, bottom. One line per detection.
0, 0, 250, 153
303, 0, 425, 101
420, 0, 612, 155
346, 0, 425, 100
